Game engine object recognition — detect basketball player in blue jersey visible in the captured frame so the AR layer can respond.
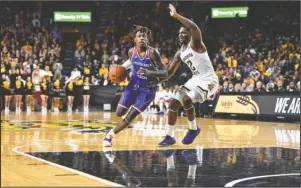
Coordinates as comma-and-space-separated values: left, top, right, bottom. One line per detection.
103, 26, 167, 147
157, 4, 219, 146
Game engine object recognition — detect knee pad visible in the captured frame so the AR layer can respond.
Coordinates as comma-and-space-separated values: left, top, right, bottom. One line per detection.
123, 106, 141, 123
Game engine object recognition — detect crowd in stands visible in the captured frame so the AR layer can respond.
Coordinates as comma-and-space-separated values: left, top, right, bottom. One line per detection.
0, 3, 81, 114
74, 1, 300, 93
1, 1, 300, 114
69, 1, 299, 113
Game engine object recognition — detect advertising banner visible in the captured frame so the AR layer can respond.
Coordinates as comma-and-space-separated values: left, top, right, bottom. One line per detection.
211, 7, 249, 18
54, 12, 91, 22
214, 93, 300, 119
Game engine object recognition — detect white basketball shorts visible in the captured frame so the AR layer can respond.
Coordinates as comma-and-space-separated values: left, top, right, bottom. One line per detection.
173, 76, 219, 104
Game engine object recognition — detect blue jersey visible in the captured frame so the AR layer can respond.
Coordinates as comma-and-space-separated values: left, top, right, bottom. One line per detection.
130, 47, 155, 87
118, 47, 158, 112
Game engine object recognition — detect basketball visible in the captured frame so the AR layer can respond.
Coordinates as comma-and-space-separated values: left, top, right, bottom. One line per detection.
109, 65, 127, 83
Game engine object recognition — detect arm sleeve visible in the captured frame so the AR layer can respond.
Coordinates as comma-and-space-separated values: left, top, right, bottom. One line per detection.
121, 59, 132, 70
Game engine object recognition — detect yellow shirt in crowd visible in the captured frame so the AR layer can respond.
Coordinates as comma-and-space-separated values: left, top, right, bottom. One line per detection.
256, 61, 264, 72
1, 66, 5, 74
226, 57, 237, 68
84, 67, 91, 76
23, 45, 32, 54
76, 40, 87, 48
264, 58, 274, 64
99, 67, 108, 76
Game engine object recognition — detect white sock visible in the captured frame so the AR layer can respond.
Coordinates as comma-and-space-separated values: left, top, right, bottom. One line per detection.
167, 155, 175, 170
167, 125, 175, 137
188, 119, 197, 130
105, 129, 116, 139
187, 164, 197, 179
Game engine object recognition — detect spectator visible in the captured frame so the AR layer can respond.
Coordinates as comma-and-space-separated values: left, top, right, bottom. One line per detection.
76, 34, 87, 48
228, 82, 235, 92
234, 83, 241, 92
259, 74, 269, 85
50, 26, 62, 41
110, 50, 120, 64
98, 63, 109, 86
75, 45, 85, 58
249, 68, 261, 81
221, 81, 229, 93
287, 81, 297, 92
71, 67, 81, 78
246, 84, 254, 92
91, 75, 100, 86
52, 59, 63, 79
276, 80, 286, 92
255, 81, 265, 92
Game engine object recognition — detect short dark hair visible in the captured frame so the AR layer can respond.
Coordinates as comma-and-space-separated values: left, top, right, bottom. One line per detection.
180, 25, 190, 33
132, 25, 152, 40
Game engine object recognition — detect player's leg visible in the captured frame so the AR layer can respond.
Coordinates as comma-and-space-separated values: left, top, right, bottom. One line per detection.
103, 106, 141, 147
158, 86, 187, 146
181, 92, 201, 145
103, 86, 138, 147
115, 85, 136, 117
182, 79, 218, 144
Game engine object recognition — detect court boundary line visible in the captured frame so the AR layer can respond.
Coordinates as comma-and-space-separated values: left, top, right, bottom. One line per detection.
12, 144, 124, 187
224, 173, 300, 187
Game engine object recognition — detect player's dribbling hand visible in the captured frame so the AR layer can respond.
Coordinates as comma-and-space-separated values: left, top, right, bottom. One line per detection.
137, 68, 148, 76
169, 3, 177, 17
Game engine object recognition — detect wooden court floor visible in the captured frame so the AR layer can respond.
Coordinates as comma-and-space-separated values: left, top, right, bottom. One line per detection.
1, 112, 300, 187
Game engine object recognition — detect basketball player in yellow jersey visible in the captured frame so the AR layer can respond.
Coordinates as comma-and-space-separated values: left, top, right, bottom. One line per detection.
158, 4, 219, 146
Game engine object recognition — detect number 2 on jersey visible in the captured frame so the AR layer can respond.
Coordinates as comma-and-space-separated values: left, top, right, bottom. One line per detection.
186, 60, 196, 71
